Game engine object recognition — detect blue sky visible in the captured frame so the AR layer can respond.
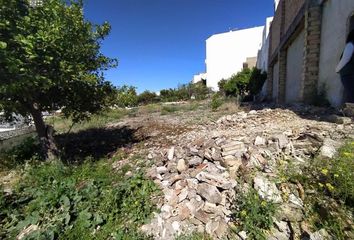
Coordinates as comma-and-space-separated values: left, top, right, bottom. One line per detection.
84, 0, 274, 93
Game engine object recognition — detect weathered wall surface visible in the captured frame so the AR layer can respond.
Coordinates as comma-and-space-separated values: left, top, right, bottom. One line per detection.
286, 30, 305, 103
270, 3, 283, 57
284, 0, 306, 34
319, 0, 354, 107
272, 61, 280, 100
206, 27, 264, 90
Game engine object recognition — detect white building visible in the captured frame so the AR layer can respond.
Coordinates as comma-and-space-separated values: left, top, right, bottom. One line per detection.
192, 73, 207, 84
256, 17, 274, 72
205, 26, 264, 90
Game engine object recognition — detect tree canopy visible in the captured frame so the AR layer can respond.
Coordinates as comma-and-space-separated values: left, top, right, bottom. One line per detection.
0, 0, 117, 158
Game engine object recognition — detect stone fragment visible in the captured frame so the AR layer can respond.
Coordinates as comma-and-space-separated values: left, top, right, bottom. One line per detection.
196, 171, 235, 189
211, 148, 222, 161
177, 159, 187, 173
194, 210, 212, 224
254, 175, 282, 203
167, 147, 175, 160
255, 136, 266, 146
221, 141, 246, 156
156, 166, 168, 174
186, 198, 204, 215
221, 155, 242, 167
277, 204, 304, 222
319, 138, 337, 159
238, 231, 247, 240
197, 183, 222, 204
203, 201, 219, 214
272, 134, 289, 149
178, 187, 189, 203
309, 229, 332, 240
177, 203, 191, 221
205, 220, 219, 235
189, 156, 203, 166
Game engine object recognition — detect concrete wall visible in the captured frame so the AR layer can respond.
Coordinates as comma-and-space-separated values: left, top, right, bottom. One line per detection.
270, 3, 283, 57
319, 0, 354, 107
205, 26, 264, 90
286, 30, 305, 103
272, 61, 280, 100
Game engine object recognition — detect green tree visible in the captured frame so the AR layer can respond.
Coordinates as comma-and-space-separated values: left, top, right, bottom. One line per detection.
137, 91, 159, 105
116, 85, 138, 108
248, 68, 267, 96
0, 0, 117, 159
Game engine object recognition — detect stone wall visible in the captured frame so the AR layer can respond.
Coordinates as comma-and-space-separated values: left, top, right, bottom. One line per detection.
284, 0, 306, 33
0, 126, 35, 141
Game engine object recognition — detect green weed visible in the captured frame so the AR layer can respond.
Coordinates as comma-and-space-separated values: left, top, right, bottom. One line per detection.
232, 188, 277, 240
0, 159, 159, 239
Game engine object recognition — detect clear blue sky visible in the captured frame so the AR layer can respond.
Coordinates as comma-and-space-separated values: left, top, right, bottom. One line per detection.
84, 0, 274, 93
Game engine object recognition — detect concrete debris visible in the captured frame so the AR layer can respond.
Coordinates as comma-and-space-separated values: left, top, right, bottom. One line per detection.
141, 107, 353, 240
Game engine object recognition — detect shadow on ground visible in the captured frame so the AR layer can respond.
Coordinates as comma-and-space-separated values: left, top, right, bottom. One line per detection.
56, 125, 148, 164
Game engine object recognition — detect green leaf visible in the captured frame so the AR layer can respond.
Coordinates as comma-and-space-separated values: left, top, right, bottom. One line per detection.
0, 41, 7, 49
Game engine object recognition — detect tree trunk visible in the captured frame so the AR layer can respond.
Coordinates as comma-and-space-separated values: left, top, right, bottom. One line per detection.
29, 103, 59, 160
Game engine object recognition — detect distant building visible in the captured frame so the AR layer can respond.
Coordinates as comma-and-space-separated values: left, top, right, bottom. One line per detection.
266, 0, 354, 107
256, 17, 274, 72
192, 73, 207, 84
205, 26, 264, 90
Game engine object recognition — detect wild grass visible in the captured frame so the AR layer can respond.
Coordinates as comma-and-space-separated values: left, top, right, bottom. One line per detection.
0, 157, 159, 239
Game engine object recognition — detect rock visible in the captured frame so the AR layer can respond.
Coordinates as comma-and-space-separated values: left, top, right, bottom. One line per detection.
214, 219, 228, 238
177, 203, 191, 221
272, 134, 289, 149
156, 166, 168, 174
203, 201, 219, 214
205, 220, 219, 235
186, 198, 204, 215
222, 155, 242, 167
326, 114, 351, 124
309, 229, 332, 240
178, 187, 189, 203
196, 171, 235, 190
177, 159, 188, 173
238, 231, 247, 240
168, 147, 175, 160
319, 138, 337, 159
277, 204, 304, 222
189, 156, 203, 166
221, 141, 246, 157
255, 136, 266, 146
254, 175, 282, 203
197, 183, 222, 204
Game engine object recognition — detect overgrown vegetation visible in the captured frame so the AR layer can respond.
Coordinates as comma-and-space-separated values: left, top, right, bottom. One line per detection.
232, 188, 277, 240
0, 157, 159, 239
284, 141, 354, 239
210, 93, 223, 111
218, 67, 267, 100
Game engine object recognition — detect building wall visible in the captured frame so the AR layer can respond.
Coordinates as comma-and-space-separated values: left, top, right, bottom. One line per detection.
284, 0, 306, 34
257, 17, 274, 72
192, 73, 206, 84
286, 30, 305, 103
270, 4, 283, 57
272, 61, 280, 100
205, 26, 264, 90
318, 0, 354, 107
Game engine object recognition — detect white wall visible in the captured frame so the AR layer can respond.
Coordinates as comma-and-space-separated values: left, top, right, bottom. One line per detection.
319, 0, 354, 107
286, 30, 305, 103
257, 17, 274, 72
205, 26, 264, 90
192, 73, 206, 84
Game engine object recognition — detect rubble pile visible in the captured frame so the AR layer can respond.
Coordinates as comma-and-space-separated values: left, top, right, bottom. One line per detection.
139, 108, 353, 239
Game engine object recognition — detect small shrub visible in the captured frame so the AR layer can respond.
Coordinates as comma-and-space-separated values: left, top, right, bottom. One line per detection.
232, 188, 277, 240
210, 93, 223, 111
0, 136, 42, 170
0, 159, 159, 239
161, 105, 179, 115
311, 84, 331, 107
